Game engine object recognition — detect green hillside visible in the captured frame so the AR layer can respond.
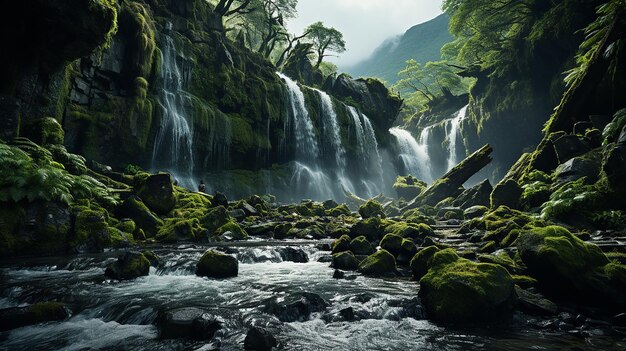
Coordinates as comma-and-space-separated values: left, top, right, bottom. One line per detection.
345, 14, 452, 85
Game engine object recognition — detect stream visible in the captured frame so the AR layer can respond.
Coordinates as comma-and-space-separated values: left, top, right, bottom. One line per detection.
1, 242, 624, 350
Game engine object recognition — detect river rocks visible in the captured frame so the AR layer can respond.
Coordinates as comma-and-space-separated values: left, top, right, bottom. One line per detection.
263, 292, 328, 322
116, 195, 162, 237
419, 249, 517, 323
331, 235, 351, 254
157, 307, 222, 340
358, 200, 386, 219
393, 175, 426, 200
202, 206, 231, 232
0, 302, 69, 331
515, 287, 558, 316
358, 249, 397, 276
350, 217, 386, 242
350, 236, 373, 255
332, 251, 360, 270
278, 247, 308, 263
213, 191, 229, 208
105, 251, 150, 280
410, 246, 440, 280
380, 233, 403, 256
136, 173, 177, 215
196, 250, 238, 278
517, 226, 626, 306
215, 221, 249, 240
490, 179, 522, 209
244, 327, 277, 351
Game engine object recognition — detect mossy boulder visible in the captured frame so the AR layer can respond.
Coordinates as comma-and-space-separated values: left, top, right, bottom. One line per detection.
490, 179, 522, 209
116, 195, 162, 237
349, 217, 386, 242
517, 226, 625, 306
105, 251, 151, 280
72, 207, 124, 252
215, 221, 248, 240
358, 200, 386, 219
380, 233, 403, 256
349, 236, 373, 255
332, 251, 360, 271
196, 250, 238, 278
202, 206, 231, 232
0, 302, 69, 331
398, 239, 418, 265
419, 249, 517, 323
24, 117, 65, 145
327, 204, 351, 217
331, 234, 351, 254
385, 221, 434, 241
358, 249, 397, 276
137, 173, 177, 215
393, 175, 426, 200
464, 205, 489, 219
157, 218, 203, 242
410, 246, 440, 280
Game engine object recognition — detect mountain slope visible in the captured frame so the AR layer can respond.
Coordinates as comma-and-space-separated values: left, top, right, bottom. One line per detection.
345, 14, 452, 85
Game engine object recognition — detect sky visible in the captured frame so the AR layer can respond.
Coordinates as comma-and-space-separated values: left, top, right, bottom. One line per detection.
287, 0, 444, 69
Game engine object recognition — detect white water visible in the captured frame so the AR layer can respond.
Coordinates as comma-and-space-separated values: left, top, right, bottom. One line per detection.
389, 127, 432, 183
151, 32, 196, 189
445, 105, 468, 171
314, 89, 345, 169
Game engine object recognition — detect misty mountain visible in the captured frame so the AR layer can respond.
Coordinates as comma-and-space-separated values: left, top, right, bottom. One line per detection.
345, 14, 452, 85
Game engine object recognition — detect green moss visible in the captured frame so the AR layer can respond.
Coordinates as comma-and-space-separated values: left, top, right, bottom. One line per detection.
380, 233, 403, 257
358, 249, 397, 276
331, 234, 351, 254
332, 251, 360, 271
119, 1, 156, 78
196, 250, 238, 278
602, 109, 626, 145
327, 204, 351, 217
359, 200, 386, 219
349, 235, 373, 255
419, 249, 517, 323
215, 221, 248, 240
157, 217, 203, 243
410, 245, 440, 280
26, 117, 65, 145
393, 175, 426, 200
511, 275, 538, 288
27, 302, 67, 321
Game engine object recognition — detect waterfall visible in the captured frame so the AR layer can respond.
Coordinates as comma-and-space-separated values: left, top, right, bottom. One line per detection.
347, 106, 383, 197
151, 32, 195, 189
276, 72, 319, 162
313, 89, 345, 169
389, 127, 432, 183
445, 105, 468, 171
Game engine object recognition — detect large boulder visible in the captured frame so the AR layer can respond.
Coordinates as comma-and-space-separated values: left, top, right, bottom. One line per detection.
379, 233, 403, 257
331, 235, 351, 254
23, 117, 65, 145
517, 226, 626, 307
0, 302, 69, 331
105, 251, 150, 280
358, 249, 397, 276
358, 200, 386, 219
552, 134, 591, 163
490, 179, 522, 209
215, 221, 249, 240
244, 327, 277, 351
116, 195, 162, 237
137, 173, 177, 215
196, 250, 238, 278
263, 292, 328, 322
332, 251, 360, 271
452, 179, 492, 209
410, 246, 440, 280
554, 154, 601, 184
419, 249, 517, 323
157, 307, 222, 340
349, 236, 373, 255
349, 217, 386, 242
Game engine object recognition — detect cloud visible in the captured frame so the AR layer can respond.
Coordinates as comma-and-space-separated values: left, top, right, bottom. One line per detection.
287, 0, 444, 68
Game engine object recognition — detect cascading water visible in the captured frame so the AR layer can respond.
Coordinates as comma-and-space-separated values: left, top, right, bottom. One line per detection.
445, 105, 468, 171
389, 127, 433, 183
346, 106, 383, 197
151, 28, 196, 189
314, 88, 345, 169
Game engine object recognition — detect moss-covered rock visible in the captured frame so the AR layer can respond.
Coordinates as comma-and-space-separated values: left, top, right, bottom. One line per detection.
393, 175, 426, 200
349, 236, 373, 255
327, 204, 351, 217
196, 250, 238, 278
331, 234, 351, 254
105, 251, 151, 280
215, 221, 248, 240
490, 179, 522, 209
202, 206, 231, 232
24, 117, 65, 145
358, 200, 386, 219
136, 173, 177, 215
464, 205, 489, 219
116, 195, 162, 237
419, 249, 517, 323
349, 217, 386, 242
410, 246, 440, 280
385, 221, 434, 241
0, 302, 69, 332
358, 249, 397, 276
72, 206, 126, 252
332, 251, 360, 271
157, 217, 203, 242
380, 233, 403, 257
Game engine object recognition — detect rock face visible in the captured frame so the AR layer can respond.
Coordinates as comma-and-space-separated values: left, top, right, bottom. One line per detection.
105, 252, 151, 280
137, 173, 177, 215
196, 250, 239, 278
0, 302, 69, 331
157, 307, 222, 340
419, 249, 517, 323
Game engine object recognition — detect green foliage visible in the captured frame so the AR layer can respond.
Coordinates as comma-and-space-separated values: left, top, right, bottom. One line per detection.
0, 142, 117, 207
540, 178, 601, 220
124, 164, 143, 175
602, 108, 626, 145
304, 21, 346, 67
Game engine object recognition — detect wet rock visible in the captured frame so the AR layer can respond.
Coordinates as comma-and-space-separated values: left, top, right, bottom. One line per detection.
332, 269, 345, 279
202, 206, 231, 231
349, 217, 385, 242
554, 154, 601, 184
116, 195, 162, 237
397, 239, 418, 266
237, 201, 259, 217
350, 236, 373, 255
358, 200, 386, 219
141, 250, 163, 267
515, 287, 558, 316
244, 326, 277, 350
332, 251, 360, 271
157, 307, 222, 340
136, 173, 177, 215
331, 235, 351, 254
323, 307, 356, 323
323, 199, 339, 210
263, 292, 328, 322
358, 249, 397, 276
410, 246, 440, 280
380, 233, 403, 256
0, 302, 69, 331
453, 179, 493, 209
438, 207, 464, 220
105, 251, 150, 280
213, 191, 229, 208
228, 209, 247, 221
196, 250, 238, 278
419, 249, 517, 323
215, 221, 249, 240
552, 134, 590, 163
464, 205, 488, 219
490, 179, 522, 209
278, 247, 308, 263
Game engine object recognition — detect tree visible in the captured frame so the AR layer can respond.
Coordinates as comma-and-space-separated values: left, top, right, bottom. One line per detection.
214, 0, 255, 18
305, 21, 346, 68
257, 0, 298, 58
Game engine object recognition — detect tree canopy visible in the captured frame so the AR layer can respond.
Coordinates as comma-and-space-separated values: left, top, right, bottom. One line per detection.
304, 21, 346, 68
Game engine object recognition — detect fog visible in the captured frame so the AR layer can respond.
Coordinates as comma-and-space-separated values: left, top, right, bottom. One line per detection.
287, 0, 444, 69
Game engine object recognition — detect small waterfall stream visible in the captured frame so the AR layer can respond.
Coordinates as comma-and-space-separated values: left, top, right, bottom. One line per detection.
389, 127, 432, 183
445, 105, 468, 171
151, 30, 196, 189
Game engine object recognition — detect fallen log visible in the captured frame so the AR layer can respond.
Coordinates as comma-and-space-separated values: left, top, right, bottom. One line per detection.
403, 144, 493, 210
